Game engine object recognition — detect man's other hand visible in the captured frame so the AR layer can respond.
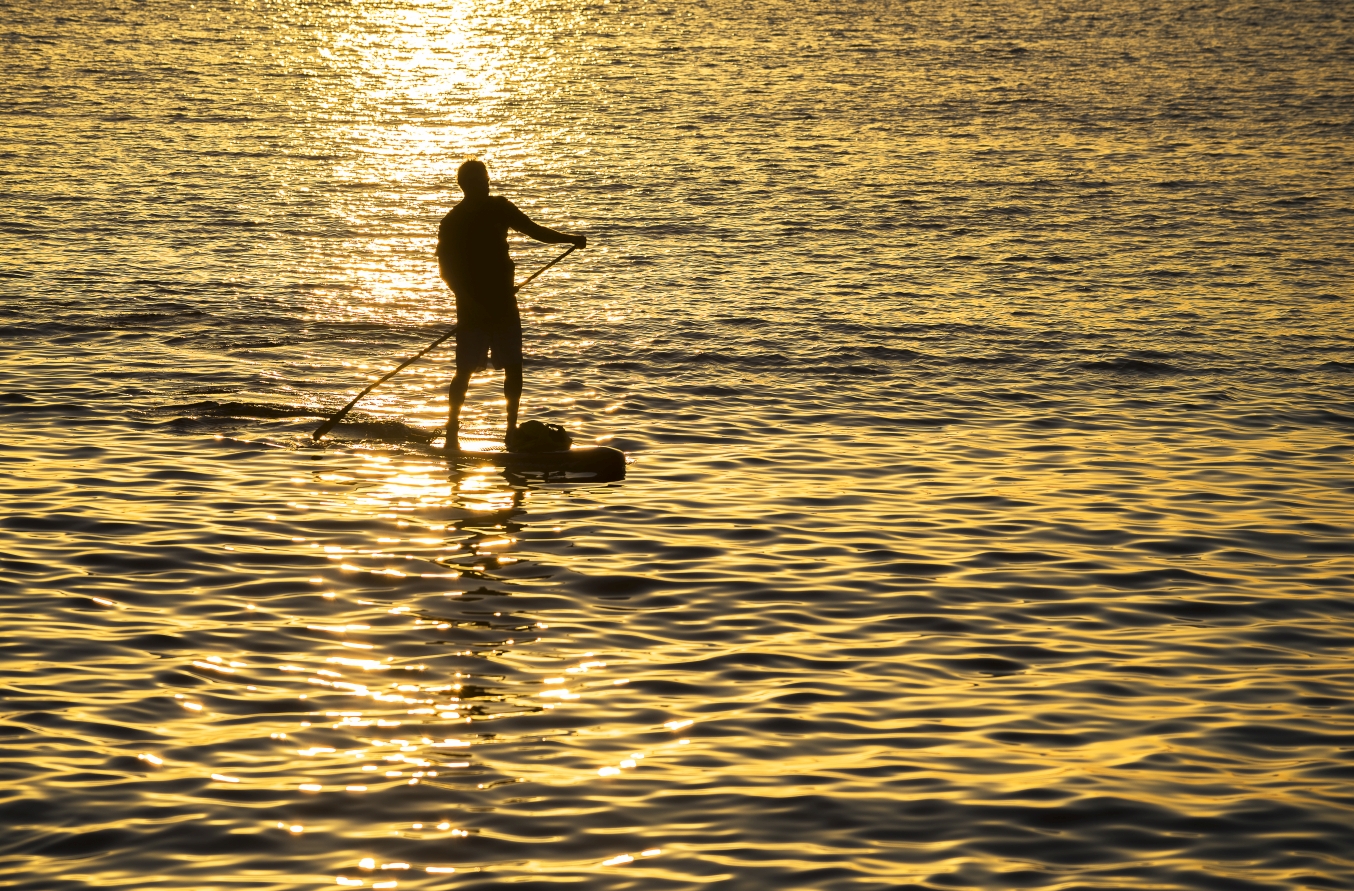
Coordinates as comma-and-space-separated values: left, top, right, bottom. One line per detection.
571, 235, 587, 249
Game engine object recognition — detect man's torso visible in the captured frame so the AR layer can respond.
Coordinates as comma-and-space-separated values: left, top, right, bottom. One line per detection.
437, 196, 518, 321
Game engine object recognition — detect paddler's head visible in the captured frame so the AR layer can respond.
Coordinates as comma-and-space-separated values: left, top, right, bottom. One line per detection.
457, 159, 490, 198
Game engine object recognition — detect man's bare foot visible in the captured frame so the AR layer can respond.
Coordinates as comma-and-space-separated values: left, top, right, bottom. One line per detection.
444, 428, 460, 454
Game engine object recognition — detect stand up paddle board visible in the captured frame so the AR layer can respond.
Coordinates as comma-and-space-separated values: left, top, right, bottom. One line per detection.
451, 445, 626, 481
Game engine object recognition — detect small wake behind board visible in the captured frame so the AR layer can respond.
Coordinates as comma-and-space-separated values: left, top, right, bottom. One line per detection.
450, 445, 626, 481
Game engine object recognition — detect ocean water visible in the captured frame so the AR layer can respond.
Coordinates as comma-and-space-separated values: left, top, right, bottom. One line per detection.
3, 0, 1354, 888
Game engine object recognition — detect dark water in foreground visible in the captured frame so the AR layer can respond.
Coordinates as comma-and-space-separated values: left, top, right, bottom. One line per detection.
3, 0, 1354, 888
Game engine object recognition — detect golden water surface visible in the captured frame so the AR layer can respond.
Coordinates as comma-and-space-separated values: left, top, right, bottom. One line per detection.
2, 0, 1353, 889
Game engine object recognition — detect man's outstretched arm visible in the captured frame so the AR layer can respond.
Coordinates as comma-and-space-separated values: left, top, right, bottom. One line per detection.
506, 201, 586, 248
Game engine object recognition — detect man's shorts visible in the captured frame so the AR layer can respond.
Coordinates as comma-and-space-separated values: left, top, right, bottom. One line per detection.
456, 314, 522, 372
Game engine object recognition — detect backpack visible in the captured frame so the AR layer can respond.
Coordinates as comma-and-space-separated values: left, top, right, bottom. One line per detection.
507, 420, 573, 453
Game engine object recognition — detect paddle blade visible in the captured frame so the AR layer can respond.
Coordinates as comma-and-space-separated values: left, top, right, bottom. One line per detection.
314, 394, 366, 440
312, 411, 344, 441
310, 326, 458, 442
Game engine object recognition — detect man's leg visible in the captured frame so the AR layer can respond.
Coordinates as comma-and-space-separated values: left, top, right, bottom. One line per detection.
446, 368, 471, 451
494, 308, 525, 447
503, 362, 523, 441
450, 319, 491, 452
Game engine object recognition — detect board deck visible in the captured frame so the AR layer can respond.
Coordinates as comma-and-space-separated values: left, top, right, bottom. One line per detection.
451, 445, 626, 480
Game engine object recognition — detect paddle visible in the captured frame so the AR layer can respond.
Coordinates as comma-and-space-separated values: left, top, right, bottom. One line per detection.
312, 244, 578, 441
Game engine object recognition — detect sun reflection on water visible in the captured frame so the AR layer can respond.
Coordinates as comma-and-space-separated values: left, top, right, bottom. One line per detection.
160, 441, 661, 884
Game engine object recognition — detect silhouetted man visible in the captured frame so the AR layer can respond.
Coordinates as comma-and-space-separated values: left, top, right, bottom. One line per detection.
436, 159, 585, 452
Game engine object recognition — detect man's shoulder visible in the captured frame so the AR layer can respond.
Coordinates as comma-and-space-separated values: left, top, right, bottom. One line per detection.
443, 196, 515, 219
439, 201, 463, 226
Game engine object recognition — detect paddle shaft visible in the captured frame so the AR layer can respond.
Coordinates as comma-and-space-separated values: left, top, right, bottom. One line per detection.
311, 328, 455, 440
515, 243, 576, 292
312, 244, 577, 441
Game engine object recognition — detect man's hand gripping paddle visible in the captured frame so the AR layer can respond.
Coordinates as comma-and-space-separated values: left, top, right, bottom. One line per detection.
312, 244, 577, 442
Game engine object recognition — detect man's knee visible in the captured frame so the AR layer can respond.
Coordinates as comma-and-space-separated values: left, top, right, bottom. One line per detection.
503, 363, 523, 387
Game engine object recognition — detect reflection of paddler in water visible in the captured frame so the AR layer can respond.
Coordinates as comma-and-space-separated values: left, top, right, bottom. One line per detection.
437, 159, 587, 453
